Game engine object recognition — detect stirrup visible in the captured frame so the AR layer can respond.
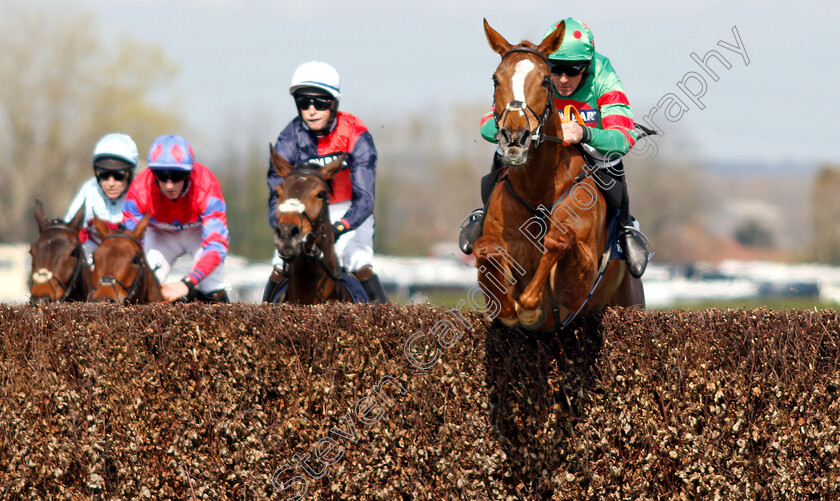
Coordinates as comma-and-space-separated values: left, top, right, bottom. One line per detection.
620, 225, 649, 279
459, 208, 484, 255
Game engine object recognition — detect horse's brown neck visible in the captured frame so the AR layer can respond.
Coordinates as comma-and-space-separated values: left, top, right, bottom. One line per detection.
70, 266, 93, 302
508, 107, 573, 206
143, 260, 164, 303
285, 237, 341, 304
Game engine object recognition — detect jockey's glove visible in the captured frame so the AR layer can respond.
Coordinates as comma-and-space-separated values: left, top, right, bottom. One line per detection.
332, 222, 349, 240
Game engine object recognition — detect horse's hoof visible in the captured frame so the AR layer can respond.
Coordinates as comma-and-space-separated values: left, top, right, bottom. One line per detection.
499, 316, 519, 327
518, 308, 544, 328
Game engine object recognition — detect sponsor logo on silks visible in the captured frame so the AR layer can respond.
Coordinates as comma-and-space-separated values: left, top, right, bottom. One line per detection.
303, 153, 348, 170
154, 220, 202, 232
578, 109, 599, 125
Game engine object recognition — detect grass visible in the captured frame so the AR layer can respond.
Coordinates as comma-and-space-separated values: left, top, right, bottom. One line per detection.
664, 296, 840, 311
393, 288, 840, 313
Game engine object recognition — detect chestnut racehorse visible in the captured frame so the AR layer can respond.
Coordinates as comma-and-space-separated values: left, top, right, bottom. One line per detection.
473, 19, 644, 332
269, 147, 365, 304
89, 213, 163, 303
29, 199, 92, 303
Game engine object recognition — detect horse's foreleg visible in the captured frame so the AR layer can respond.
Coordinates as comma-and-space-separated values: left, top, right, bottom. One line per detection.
517, 229, 575, 326
474, 236, 518, 326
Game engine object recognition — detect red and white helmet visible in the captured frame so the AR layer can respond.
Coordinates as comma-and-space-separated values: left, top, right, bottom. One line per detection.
289, 61, 341, 100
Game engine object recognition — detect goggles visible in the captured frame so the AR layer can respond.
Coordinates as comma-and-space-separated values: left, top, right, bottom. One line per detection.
152, 169, 190, 183
95, 168, 130, 182
294, 95, 334, 111
549, 61, 589, 77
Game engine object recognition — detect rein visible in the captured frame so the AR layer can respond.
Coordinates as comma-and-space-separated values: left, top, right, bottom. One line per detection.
91, 233, 146, 302
276, 169, 344, 284
494, 47, 556, 149
32, 225, 85, 302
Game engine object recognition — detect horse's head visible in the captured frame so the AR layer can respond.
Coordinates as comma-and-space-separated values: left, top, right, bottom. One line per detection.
89, 213, 153, 303
270, 145, 346, 260
484, 19, 565, 165
29, 199, 88, 303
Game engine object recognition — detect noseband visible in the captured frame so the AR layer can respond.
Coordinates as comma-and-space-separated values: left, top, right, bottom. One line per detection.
31, 225, 85, 302
493, 46, 558, 148
274, 168, 343, 282
275, 169, 332, 257
91, 233, 146, 302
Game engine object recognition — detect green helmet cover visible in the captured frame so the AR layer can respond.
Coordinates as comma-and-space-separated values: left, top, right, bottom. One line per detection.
544, 18, 594, 62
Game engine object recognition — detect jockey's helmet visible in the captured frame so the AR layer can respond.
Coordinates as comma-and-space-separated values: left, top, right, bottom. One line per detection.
290, 61, 340, 101
147, 135, 195, 172
544, 18, 595, 64
92, 133, 139, 173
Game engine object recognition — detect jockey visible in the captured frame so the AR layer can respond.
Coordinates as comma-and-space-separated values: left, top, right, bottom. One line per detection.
459, 18, 650, 278
263, 61, 389, 304
65, 133, 139, 265
122, 134, 230, 303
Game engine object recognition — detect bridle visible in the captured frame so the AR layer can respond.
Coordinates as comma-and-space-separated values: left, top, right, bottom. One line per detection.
493, 46, 561, 149
30, 224, 85, 302
275, 169, 343, 282
90, 233, 147, 302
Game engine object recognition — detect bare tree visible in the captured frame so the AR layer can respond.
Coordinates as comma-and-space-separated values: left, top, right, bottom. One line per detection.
0, 5, 181, 243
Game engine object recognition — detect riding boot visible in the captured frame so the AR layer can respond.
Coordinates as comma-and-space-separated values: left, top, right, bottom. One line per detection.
615, 180, 650, 278
459, 208, 485, 255
262, 266, 287, 303
459, 153, 506, 255
354, 265, 389, 304
620, 225, 650, 279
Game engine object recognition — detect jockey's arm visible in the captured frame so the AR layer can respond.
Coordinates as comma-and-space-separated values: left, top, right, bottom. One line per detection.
187, 189, 229, 286
336, 130, 377, 230
479, 107, 638, 157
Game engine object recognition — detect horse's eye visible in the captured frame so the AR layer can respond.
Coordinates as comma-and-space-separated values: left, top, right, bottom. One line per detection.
69, 248, 80, 258
317, 191, 328, 200
131, 254, 143, 265
492, 75, 499, 87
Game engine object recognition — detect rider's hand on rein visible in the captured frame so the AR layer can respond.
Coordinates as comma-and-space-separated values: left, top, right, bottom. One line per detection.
560, 121, 585, 144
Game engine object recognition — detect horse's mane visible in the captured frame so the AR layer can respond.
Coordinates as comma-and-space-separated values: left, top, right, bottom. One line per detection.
516, 40, 539, 50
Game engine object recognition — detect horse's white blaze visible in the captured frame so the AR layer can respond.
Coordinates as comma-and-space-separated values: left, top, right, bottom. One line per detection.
512, 59, 535, 106
277, 198, 306, 214
32, 268, 53, 284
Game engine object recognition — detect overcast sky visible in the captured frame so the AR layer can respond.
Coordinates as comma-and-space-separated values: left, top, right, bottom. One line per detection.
18, 0, 840, 166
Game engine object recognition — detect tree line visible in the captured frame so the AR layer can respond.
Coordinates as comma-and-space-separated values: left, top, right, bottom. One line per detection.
3, 5, 835, 265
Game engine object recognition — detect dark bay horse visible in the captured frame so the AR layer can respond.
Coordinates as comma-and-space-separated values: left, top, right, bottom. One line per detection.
269, 147, 364, 304
29, 200, 92, 303
474, 19, 644, 332
89, 213, 163, 303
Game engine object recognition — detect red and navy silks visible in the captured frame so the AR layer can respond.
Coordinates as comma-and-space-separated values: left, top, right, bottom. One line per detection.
267, 111, 377, 231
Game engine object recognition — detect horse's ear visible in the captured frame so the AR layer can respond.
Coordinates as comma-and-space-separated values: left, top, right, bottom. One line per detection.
91, 215, 112, 239
537, 20, 565, 57
130, 212, 152, 240
68, 204, 86, 231
269, 144, 293, 179
33, 199, 49, 233
484, 18, 513, 56
320, 153, 347, 181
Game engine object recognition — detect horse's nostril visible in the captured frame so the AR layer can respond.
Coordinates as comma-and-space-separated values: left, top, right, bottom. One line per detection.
499, 129, 513, 145
290, 225, 300, 238
517, 130, 531, 147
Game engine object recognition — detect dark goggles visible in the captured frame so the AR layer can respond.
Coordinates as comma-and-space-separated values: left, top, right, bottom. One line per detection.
95, 168, 130, 182
152, 169, 190, 183
549, 61, 589, 77
294, 95, 334, 111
